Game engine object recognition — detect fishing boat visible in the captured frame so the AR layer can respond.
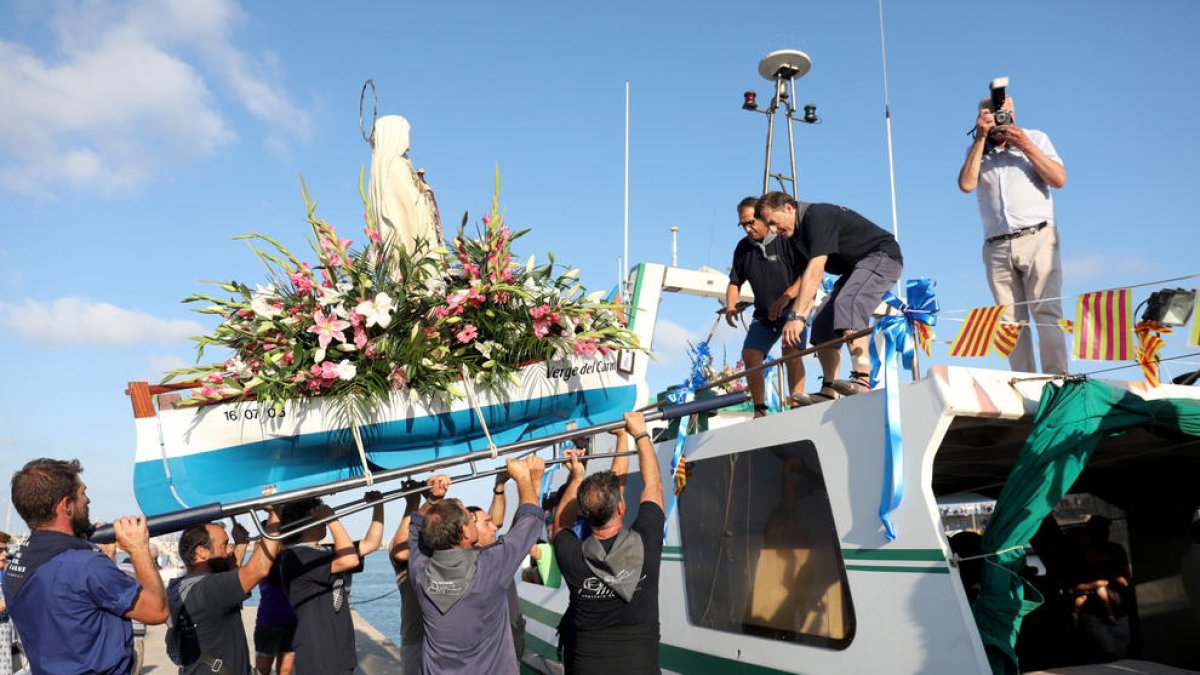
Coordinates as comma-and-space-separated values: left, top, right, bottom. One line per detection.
516, 333, 1200, 674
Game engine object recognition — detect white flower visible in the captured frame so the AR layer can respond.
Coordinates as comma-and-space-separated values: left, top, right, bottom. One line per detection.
334, 359, 357, 381
250, 284, 281, 319
229, 357, 252, 378
314, 347, 327, 364
585, 290, 605, 304
317, 285, 344, 306
356, 292, 395, 328
474, 341, 501, 359
424, 277, 447, 297
525, 255, 536, 274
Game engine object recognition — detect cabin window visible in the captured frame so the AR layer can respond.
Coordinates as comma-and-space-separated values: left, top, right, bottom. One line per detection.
676, 440, 855, 649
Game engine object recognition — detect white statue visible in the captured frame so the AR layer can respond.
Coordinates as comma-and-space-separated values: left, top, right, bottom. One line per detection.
366, 115, 442, 257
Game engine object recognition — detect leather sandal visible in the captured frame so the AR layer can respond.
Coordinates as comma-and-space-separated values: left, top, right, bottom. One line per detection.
789, 393, 815, 407
829, 371, 872, 396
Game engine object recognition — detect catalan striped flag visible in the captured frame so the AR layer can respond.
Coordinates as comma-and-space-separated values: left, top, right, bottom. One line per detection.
949, 305, 1006, 358
1135, 320, 1171, 387
993, 322, 1025, 358
673, 454, 692, 496
1059, 319, 1074, 335
1073, 289, 1134, 361
915, 322, 935, 357
1192, 292, 1200, 347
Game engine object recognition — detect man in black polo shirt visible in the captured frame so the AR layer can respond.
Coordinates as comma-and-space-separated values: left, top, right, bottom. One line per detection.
757, 191, 903, 401
553, 412, 662, 675
724, 196, 809, 414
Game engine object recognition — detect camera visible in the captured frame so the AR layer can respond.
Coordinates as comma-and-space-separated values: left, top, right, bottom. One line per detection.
989, 77, 1011, 129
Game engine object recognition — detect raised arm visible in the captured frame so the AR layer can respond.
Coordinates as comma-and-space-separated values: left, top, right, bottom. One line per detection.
627, 412, 663, 509
390, 480, 424, 563
609, 428, 630, 493
237, 507, 284, 593
958, 108, 994, 193
312, 504, 360, 574
230, 521, 250, 567
554, 450, 588, 534
489, 471, 509, 527
113, 515, 169, 625
355, 491, 386, 557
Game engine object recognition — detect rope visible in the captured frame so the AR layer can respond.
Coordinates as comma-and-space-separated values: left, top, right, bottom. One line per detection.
461, 366, 500, 458
938, 271, 1200, 314
952, 544, 1025, 565
349, 422, 375, 486
1007, 352, 1199, 384
352, 587, 397, 605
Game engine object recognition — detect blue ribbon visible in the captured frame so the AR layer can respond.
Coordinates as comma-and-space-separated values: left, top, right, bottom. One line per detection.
663, 341, 711, 541
868, 278, 938, 541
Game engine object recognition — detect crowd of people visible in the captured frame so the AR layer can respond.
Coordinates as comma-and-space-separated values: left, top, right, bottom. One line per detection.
0, 411, 664, 675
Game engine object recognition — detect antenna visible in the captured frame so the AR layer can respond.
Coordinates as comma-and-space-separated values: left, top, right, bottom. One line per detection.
623, 81, 630, 289
742, 50, 818, 196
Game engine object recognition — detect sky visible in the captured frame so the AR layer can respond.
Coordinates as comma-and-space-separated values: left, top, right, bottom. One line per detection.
1, 0, 1198, 534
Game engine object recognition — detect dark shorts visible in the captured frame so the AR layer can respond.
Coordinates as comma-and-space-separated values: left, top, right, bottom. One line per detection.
811, 251, 903, 344
743, 316, 809, 354
254, 622, 297, 656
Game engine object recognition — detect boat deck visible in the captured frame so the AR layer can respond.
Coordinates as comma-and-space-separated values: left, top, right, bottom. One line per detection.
139, 606, 405, 673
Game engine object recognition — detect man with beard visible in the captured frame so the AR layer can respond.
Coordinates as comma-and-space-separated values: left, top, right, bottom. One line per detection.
2, 458, 169, 674
167, 509, 284, 674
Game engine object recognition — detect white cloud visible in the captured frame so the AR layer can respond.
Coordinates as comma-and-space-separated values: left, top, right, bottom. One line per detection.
1063, 254, 1152, 282
1, 297, 204, 345
0, 0, 309, 195
146, 354, 190, 380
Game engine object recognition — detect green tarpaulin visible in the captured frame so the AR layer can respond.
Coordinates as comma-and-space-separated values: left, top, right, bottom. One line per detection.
972, 378, 1200, 674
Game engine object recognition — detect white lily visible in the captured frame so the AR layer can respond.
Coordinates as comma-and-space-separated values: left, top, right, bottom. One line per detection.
475, 340, 501, 359
334, 359, 357, 381
250, 284, 281, 319
317, 284, 344, 306
356, 292, 395, 328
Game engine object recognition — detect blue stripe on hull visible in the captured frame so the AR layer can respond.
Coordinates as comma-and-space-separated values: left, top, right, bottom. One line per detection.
134, 384, 636, 515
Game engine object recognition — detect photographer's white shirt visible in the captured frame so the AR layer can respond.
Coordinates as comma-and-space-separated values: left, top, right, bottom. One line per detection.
974, 129, 1062, 240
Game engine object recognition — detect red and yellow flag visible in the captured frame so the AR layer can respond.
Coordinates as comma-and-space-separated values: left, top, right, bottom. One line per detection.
1073, 289, 1134, 361
673, 454, 692, 496
915, 322, 935, 357
1059, 318, 1074, 335
949, 305, 1006, 358
992, 322, 1025, 358
1135, 320, 1171, 387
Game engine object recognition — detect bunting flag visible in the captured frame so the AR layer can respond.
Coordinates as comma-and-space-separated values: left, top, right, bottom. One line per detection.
914, 322, 935, 357
673, 454, 693, 496
949, 305, 1005, 358
1134, 320, 1171, 387
1073, 289, 1134, 361
1058, 318, 1074, 335
992, 322, 1025, 358
1192, 292, 1200, 347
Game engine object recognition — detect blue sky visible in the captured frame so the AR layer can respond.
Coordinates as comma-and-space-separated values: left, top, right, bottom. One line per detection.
2, 0, 1198, 532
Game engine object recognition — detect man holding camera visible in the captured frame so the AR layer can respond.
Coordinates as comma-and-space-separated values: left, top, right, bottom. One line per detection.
958, 80, 1068, 375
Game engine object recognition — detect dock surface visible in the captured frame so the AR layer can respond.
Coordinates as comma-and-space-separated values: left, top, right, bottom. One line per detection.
140, 606, 403, 674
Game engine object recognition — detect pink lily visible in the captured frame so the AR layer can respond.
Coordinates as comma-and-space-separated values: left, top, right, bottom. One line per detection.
308, 309, 351, 349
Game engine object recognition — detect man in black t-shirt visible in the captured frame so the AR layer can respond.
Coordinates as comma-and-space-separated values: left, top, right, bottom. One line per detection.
167, 508, 284, 675
758, 191, 903, 402
725, 196, 810, 414
279, 493, 385, 675
553, 412, 663, 675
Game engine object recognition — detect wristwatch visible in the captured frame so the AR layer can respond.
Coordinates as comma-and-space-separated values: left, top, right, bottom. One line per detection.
785, 311, 807, 323
493, 486, 506, 495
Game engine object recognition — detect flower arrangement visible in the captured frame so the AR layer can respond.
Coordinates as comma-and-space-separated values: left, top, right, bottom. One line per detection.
166, 174, 639, 420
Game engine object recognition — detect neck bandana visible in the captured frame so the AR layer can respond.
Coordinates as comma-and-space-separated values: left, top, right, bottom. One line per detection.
581, 528, 644, 603
422, 547, 480, 614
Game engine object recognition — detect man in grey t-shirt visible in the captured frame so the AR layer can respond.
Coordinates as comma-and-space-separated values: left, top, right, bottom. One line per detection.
409, 457, 545, 675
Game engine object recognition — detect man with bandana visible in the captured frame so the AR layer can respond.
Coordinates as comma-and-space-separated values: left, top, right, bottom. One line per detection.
3, 458, 169, 674
408, 456, 546, 675
166, 509, 284, 674
724, 195, 810, 415
553, 412, 664, 675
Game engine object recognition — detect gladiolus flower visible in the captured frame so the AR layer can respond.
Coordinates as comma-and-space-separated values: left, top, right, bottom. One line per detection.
456, 324, 478, 343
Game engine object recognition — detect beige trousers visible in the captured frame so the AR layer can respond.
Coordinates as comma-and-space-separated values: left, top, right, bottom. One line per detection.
982, 226, 1069, 374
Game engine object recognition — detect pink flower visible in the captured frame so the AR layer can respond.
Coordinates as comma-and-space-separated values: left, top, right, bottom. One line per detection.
482, 215, 492, 225
501, 268, 515, 283
435, 306, 450, 319
364, 226, 382, 244
354, 327, 368, 350
456, 324, 479, 343
463, 262, 480, 279
446, 292, 467, 315
319, 361, 339, 380
308, 309, 351, 349
573, 338, 599, 357
533, 319, 551, 338
282, 352, 294, 365
390, 366, 408, 389
530, 305, 551, 320
199, 386, 220, 398
203, 374, 225, 385
465, 286, 484, 308
291, 272, 314, 294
